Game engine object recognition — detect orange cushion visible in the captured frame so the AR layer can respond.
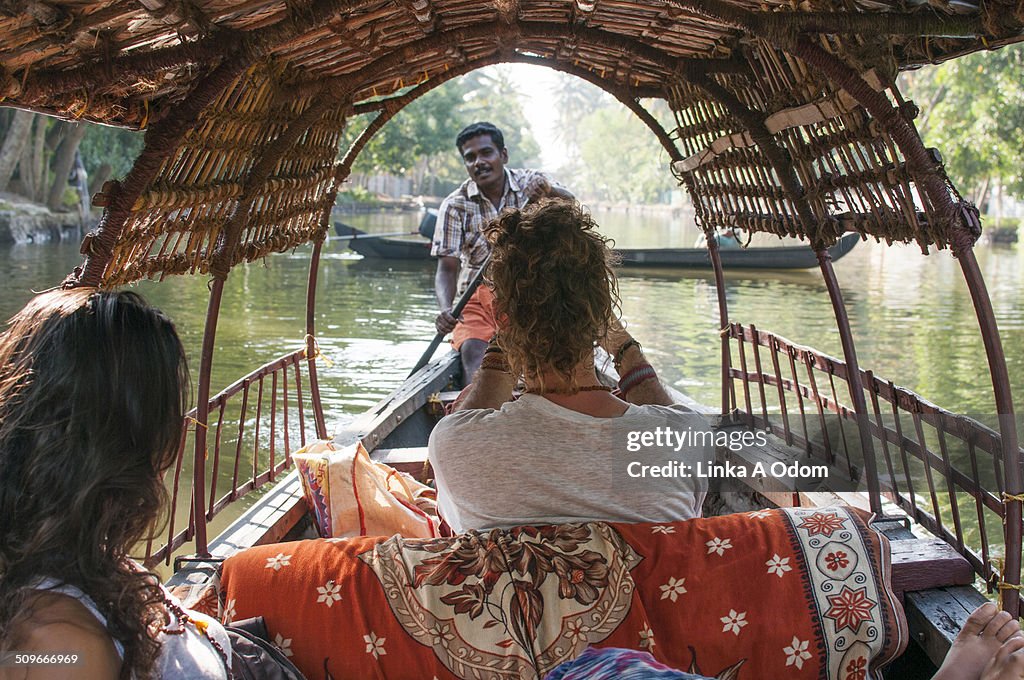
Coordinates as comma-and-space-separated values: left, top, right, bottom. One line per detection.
218, 506, 906, 679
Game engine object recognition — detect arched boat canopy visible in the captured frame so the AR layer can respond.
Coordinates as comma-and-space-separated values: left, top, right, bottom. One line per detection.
1, 1, 1022, 286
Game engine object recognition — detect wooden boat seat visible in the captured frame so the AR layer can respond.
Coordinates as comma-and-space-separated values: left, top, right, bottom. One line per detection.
372, 446, 432, 479
217, 506, 906, 679
708, 424, 980, 671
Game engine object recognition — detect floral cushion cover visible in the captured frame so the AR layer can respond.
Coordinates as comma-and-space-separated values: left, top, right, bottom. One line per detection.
217, 506, 906, 680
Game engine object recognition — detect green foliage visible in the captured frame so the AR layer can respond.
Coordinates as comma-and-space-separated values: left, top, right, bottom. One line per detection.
344, 65, 541, 195
901, 46, 1024, 206
545, 72, 676, 204
337, 185, 382, 205
61, 186, 78, 209
574, 106, 675, 203
78, 125, 143, 178
457, 68, 541, 167
349, 84, 465, 175
981, 214, 1021, 230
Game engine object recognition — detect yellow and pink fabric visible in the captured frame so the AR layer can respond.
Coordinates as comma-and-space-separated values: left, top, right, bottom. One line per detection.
217, 506, 906, 679
293, 440, 440, 539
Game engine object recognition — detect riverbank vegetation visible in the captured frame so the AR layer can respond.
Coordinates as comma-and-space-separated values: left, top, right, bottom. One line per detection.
901, 47, 1024, 215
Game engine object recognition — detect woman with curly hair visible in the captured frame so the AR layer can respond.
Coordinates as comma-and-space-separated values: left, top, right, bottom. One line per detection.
0, 290, 230, 679
428, 199, 714, 534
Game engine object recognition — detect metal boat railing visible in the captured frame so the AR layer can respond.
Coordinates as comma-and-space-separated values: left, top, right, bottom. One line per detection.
726, 322, 1019, 590
146, 323, 1021, 598
144, 348, 318, 567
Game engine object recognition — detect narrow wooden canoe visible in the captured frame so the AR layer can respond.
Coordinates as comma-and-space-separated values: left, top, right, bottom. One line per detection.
617, 232, 860, 268
334, 221, 860, 270
334, 221, 433, 259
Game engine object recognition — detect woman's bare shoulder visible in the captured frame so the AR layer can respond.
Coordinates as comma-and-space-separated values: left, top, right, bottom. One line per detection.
2, 592, 121, 680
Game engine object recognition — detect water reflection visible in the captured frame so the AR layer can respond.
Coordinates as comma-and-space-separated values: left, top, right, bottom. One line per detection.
2, 212, 1022, 423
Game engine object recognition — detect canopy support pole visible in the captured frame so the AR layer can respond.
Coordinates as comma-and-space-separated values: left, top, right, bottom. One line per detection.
305, 236, 328, 440
191, 277, 224, 557
191, 87, 352, 557
705, 236, 734, 415
594, 85, 741, 415
785, 38, 1022, 618
686, 68, 881, 512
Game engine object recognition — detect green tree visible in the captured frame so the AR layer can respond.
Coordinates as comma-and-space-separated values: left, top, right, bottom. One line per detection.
350, 84, 464, 175
574, 102, 676, 204
78, 125, 143, 194
457, 66, 541, 167
344, 65, 541, 196
549, 72, 613, 180
901, 46, 1024, 209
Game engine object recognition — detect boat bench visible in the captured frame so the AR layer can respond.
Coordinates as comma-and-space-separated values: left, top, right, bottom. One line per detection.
711, 424, 980, 672
216, 506, 906, 679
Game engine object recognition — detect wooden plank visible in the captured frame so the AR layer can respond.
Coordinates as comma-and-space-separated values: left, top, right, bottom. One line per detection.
873, 518, 988, 670
905, 586, 988, 668
890, 539, 975, 595
335, 350, 460, 453
375, 446, 432, 478
799, 490, 872, 512
166, 470, 306, 588
715, 425, 852, 501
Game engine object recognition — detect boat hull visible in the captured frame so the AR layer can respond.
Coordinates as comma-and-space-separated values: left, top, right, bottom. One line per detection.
616, 232, 859, 269
335, 222, 860, 269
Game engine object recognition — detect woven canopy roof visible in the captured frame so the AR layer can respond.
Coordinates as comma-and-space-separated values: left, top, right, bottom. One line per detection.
3, 0, 1021, 128
1, 1, 1021, 287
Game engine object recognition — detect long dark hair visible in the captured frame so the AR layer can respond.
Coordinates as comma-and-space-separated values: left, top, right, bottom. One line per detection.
0, 289, 189, 679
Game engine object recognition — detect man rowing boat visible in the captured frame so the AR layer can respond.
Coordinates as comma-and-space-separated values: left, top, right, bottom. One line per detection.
431, 122, 573, 381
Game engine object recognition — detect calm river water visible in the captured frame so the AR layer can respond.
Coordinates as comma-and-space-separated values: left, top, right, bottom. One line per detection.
5, 208, 1021, 418
3, 208, 1022, 566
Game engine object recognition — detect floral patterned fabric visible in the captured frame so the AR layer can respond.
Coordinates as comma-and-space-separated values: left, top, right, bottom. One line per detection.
217, 507, 906, 680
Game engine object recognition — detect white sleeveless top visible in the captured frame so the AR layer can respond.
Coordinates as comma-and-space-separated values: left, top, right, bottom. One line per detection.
33, 578, 230, 679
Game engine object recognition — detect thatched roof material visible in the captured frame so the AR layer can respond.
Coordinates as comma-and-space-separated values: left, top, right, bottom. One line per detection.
0, 0, 1020, 285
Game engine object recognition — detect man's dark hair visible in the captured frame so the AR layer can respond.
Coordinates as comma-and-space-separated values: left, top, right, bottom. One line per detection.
456, 122, 505, 153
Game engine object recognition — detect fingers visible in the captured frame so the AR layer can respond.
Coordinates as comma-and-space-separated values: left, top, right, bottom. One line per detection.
435, 310, 459, 334
526, 177, 550, 201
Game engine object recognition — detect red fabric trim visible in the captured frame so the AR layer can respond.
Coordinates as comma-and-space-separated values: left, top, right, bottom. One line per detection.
351, 454, 367, 535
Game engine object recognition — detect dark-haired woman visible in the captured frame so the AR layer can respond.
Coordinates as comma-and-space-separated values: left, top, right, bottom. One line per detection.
428, 199, 715, 534
0, 290, 230, 679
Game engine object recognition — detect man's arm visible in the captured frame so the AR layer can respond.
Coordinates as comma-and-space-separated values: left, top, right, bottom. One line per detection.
523, 173, 574, 203
434, 256, 460, 334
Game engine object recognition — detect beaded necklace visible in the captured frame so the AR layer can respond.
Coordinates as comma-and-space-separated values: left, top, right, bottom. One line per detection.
161, 594, 232, 676
524, 384, 613, 395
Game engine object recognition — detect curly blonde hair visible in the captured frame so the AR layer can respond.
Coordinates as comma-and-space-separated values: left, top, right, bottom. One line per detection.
485, 199, 619, 392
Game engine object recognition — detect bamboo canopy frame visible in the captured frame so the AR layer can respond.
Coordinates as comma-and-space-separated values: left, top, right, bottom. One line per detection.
2, 0, 1023, 616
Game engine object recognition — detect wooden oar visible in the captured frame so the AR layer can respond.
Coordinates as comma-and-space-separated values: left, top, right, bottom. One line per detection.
409, 256, 490, 377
